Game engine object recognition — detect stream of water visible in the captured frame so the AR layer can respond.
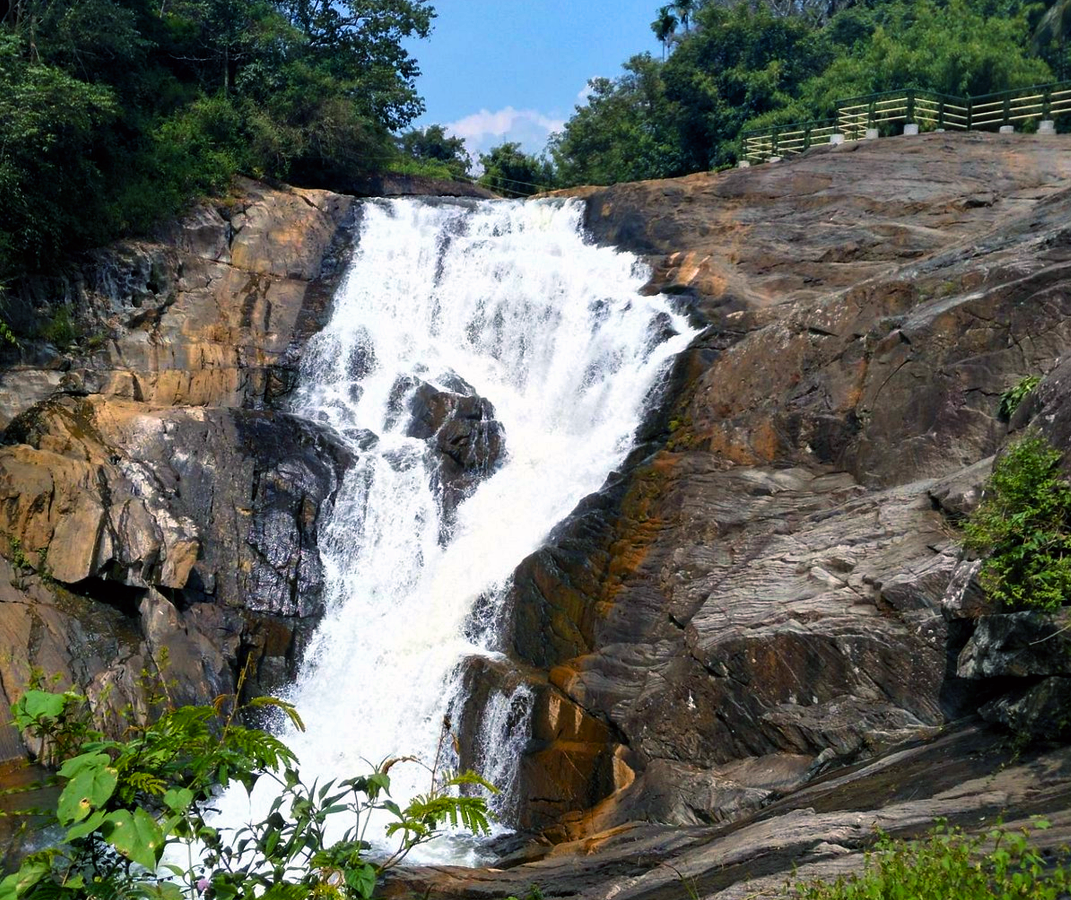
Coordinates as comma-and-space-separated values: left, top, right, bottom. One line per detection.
217, 196, 697, 864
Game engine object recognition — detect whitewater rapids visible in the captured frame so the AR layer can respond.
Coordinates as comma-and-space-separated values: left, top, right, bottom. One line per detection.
214, 197, 697, 864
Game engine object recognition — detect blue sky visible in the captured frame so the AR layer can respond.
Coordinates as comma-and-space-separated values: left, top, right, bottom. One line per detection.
408, 1, 662, 161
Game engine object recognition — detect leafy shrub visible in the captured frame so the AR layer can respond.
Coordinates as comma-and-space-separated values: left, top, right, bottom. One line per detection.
2, 684, 493, 899
964, 431, 1071, 611
789, 821, 1069, 900
1001, 375, 1043, 421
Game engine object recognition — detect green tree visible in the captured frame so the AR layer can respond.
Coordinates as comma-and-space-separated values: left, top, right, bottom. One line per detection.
478, 142, 555, 196
399, 124, 472, 177
663, 1, 832, 168
275, 0, 435, 131
551, 54, 682, 186
964, 431, 1071, 612
674, 0, 696, 32
0, 33, 117, 278
651, 5, 678, 59
807, 0, 1051, 101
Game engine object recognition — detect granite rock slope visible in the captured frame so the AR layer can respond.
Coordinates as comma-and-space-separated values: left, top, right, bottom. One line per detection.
498, 133, 1071, 842
0, 178, 360, 756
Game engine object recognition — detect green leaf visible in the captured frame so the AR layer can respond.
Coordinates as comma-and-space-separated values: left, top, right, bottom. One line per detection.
57, 760, 117, 825
139, 883, 185, 900
246, 696, 306, 732
101, 808, 164, 870
0, 856, 50, 900
64, 808, 107, 841
163, 787, 194, 813
11, 690, 68, 727
58, 751, 110, 779
345, 863, 377, 899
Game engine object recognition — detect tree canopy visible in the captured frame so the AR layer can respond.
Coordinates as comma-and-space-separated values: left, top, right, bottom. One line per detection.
0, 0, 435, 290
552, 0, 1066, 186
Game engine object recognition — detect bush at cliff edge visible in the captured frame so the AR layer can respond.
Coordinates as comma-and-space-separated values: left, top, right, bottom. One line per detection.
965, 431, 1071, 612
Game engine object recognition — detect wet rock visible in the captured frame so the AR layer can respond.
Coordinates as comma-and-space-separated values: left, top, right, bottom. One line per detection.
399, 377, 506, 516
980, 677, 1071, 737
0, 178, 359, 426
0, 393, 351, 718
957, 611, 1071, 679
387, 726, 1071, 900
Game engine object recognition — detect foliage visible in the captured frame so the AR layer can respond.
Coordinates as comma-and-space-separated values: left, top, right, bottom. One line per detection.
788, 820, 1069, 899
550, 55, 684, 185
964, 431, 1071, 611
0, 0, 435, 291
478, 142, 555, 197
1, 685, 494, 899
1001, 375, 1043, 421
398, 124, 472, 178
554, 0, 1061, 185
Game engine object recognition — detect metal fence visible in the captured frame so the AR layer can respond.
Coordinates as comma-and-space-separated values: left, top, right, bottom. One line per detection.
741, 81, 1071, 164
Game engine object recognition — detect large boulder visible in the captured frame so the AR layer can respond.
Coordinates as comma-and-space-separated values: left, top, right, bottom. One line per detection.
0, 180, 362, 755
396, 376, 506, 519
0, 394, 352, 736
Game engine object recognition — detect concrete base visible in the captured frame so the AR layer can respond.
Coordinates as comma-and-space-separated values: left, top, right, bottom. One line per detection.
738, 160, 751, 168
903, 123, 919, 136
768, 156, 782, 163
829, 133, 845, 145
1040, 120, 1057, 135
936, 128, 946, 133
999, 125, 1015, 134
865, 128, 880, 140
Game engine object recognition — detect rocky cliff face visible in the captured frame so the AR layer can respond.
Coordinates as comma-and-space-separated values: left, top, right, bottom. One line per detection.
420, 133, 1071, 897
0, 178, 360, 757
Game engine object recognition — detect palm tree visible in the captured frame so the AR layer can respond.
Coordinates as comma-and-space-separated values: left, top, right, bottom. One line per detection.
651, 5, 678, 59
675, 0, 696, 33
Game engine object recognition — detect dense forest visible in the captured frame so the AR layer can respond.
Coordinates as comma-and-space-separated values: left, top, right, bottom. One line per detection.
549, 0, 1071, 186
0, 0, 437, 293
4, 0, 1071, 293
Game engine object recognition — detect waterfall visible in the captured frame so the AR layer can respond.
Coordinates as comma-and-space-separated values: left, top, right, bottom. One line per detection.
217, 197, 697, 863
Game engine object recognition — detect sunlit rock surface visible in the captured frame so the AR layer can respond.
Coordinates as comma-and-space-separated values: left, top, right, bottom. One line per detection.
395, 133, 1071, 895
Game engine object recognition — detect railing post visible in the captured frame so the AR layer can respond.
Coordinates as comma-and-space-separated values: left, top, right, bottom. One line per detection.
907, 89, 915, 126
1003, 93, 1011, 128
937, 95, 946, 130
869, 98, 876, 132
772, 127, 779, 160
1043, 86, 1052, 120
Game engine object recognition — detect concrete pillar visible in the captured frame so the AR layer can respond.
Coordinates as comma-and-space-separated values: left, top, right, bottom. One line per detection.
1039, 119, 1056, 135
738, 160, 751, 168
936, 128, 946, 133
768, 156, 782, 163
999, 125, 1015, 134
829, 133, 845, 145
865, 128, 880, 140
903, 123, 919, 136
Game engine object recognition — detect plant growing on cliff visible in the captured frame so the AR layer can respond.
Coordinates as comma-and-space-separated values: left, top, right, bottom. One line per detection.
2, 683, 494, 900
1000, 375, 1043, 421
964, 431, 1071, 612
788, 820, 1069, 900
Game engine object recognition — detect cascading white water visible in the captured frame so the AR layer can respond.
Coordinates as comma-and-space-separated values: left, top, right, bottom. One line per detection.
216, 197, 697, 863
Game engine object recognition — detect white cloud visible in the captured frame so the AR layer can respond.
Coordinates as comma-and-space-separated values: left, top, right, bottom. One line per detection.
577, 79, 598, 104
445, 106, 565, 162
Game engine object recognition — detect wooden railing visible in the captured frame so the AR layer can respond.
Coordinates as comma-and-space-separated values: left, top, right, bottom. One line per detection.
741, 81, 1071, 164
